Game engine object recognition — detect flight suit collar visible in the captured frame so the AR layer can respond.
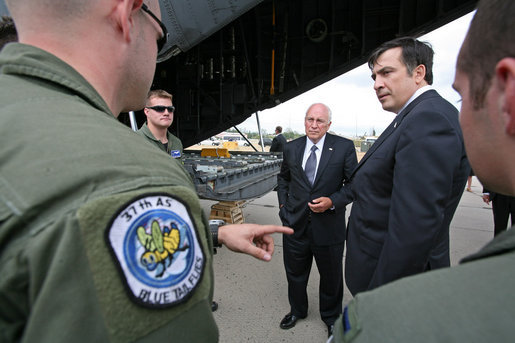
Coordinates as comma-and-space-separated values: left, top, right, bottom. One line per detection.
461, 225, 515, 263
0, 43, 112, 117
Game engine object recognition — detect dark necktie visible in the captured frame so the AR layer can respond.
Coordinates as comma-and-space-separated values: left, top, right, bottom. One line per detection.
304, 145, 318, 185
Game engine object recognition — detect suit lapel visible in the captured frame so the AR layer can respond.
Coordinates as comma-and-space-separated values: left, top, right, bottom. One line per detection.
350, 116, 398, 177
349, 90, 439, 179
312, 134, 333, 186
295, 137, 311, 186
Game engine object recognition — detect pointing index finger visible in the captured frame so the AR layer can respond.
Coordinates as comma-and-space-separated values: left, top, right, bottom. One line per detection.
257, 225, 293, 235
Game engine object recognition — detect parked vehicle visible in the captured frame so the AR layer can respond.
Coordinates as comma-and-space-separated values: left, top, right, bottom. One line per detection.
258, 137, 272, 146
198, 137, 220, 146
221, 133, 249, 146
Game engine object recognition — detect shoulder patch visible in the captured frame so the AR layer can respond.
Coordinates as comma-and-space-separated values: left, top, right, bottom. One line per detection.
106, 193, 205, 308
170, 150, 181, 158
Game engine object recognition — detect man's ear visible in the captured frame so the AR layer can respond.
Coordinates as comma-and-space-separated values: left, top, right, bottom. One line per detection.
413, 64, 426, 84
114, 0, 144, 43
496, 58, 515, 135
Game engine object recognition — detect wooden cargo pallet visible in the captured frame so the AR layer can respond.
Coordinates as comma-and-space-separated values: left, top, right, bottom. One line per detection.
209, 201, 246, 224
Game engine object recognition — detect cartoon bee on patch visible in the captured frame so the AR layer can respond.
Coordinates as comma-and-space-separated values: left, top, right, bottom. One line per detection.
137, 220, 189, 277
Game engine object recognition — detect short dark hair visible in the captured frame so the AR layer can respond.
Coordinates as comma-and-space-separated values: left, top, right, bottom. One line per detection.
368, 37, 434, 85
275, 126, 282, 133
458, 0, 515, 109
0, 16, 17, 50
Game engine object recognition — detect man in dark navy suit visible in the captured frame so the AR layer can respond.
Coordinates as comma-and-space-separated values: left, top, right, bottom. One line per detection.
345, 38, 470, 296
277, 103, 357, 337
330, 3, 515, 340
270, 125, 287, 153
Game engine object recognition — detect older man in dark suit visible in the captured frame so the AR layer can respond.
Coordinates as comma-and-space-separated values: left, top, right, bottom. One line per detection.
345, 38, 470, 296
277, 103, 357, 337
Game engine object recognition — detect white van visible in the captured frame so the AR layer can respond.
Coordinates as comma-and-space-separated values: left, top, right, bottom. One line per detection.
221, 134, 249, 146
198, 137, 220, 146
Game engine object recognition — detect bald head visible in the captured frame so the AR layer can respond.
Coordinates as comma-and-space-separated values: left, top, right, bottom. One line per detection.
6, 0, 93, 28
4, 0, 162, 115
6, 0, 90, 17
304, 103, 332, 144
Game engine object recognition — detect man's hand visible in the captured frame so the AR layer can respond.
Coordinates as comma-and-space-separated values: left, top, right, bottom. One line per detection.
482, 193, 491, 204
218, 224, 294, 261
308, 197, 333, 213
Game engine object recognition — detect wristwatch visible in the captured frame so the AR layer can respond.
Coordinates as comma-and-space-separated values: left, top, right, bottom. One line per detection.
209, 219, 225, 248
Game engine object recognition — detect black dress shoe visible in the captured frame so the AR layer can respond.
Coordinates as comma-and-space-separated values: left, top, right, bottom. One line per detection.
327, 324, 334, 337
211, 301, 218, 312
280, 313, 302, 329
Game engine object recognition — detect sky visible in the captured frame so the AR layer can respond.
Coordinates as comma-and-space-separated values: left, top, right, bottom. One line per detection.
235, 11, 475, 138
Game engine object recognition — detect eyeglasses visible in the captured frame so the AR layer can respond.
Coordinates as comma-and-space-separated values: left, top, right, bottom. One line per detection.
141, 3, 169, 60
146, 105, 175, 113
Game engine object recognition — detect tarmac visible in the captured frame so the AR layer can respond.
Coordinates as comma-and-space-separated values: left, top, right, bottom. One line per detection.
199, 176, 495, 343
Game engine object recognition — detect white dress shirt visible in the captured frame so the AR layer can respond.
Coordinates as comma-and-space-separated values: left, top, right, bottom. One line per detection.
397, 85, 433, 115
302, 134, 326, 181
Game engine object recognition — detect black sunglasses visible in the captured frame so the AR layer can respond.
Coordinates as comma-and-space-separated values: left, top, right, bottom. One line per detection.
146, 105, 175, 113
141, 4, 169, 59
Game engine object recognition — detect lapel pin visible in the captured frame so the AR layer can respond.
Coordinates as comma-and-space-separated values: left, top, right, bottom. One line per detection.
329, 148, 333, 151
394, 122, 398, 128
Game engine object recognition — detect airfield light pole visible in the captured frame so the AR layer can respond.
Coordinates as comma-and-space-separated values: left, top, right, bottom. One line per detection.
129, 111, 138, 131
355, 113, 357, 138
255, 111, 265, 152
